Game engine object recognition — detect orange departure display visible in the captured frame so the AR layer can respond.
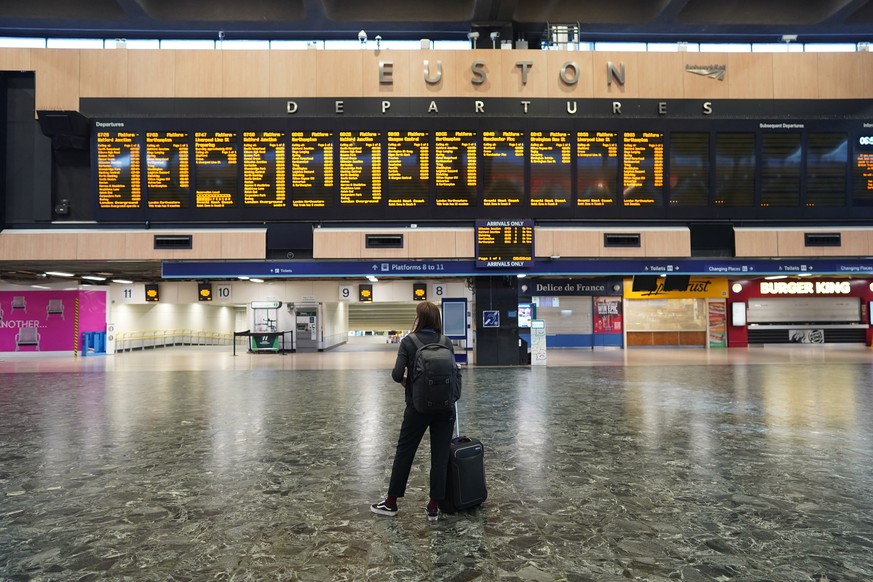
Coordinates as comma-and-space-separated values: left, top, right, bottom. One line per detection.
243, 131, 286, 207
146, 131, 189, 208
195, 131, 237, 208
290, 131, 334, 208
339, 131, 381, 205
97, 130, 142, 209
386, 131, 429, 207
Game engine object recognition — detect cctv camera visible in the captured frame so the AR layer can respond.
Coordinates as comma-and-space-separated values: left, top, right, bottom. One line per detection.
490, 31, 499, 40
467, 31, 479, 39
218, 30, 225, 41
358, 30, 367, 43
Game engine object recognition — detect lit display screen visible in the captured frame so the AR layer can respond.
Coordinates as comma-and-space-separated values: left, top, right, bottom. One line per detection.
475, 219, 534, 268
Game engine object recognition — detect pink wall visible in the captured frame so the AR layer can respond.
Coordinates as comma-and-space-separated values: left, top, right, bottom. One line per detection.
0, 290, 107, 353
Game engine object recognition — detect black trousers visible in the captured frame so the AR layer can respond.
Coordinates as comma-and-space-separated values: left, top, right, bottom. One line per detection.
387, 404, 454, 500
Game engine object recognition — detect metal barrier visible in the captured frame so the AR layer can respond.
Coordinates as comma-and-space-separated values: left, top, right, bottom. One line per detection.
115, 329, 233, 352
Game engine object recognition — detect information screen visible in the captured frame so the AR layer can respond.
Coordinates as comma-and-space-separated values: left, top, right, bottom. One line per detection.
339, 131, 382, 205
195, 131, 237, 208
97, 130, 142, 209
622, 132, 664, 206
434, 130, 476, 207
529, 131, 571, 208
715, 133, 755, 207
146, 131, 189, 208
855, 135, 873, 206
475, 219, 534, 268
290, 131, 333, 208
481, 130, 524, 207
760, 133, 801, 207
669, 133, 709, 206
806, 133, 847, 207
243, 131, 286, 207
577, 131, 618, 207
386, 130, 429, 208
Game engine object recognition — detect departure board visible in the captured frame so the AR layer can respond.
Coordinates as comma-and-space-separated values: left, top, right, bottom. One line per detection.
339, 131, 382, 205
386, 131, 429, 207
622, 132, 663, 206
243, 131, 286, 207
434, 131, 476, 207
577, 131, 618, 207
481, 131, 524, 207
855, 136, 873, 206
97, 130, 142, 209
146, 132, 189, 208
195, 132, 237, 208
290, 131, 333, 208
529, 131, 571, 208
475, 219, 534, 268
669, 133, 709, 207
806, 133, 847, 207
715, 133, 755, 207
760, 133, 801, 207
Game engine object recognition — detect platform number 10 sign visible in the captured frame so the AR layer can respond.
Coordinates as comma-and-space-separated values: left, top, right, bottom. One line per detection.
215, 284, 232, 301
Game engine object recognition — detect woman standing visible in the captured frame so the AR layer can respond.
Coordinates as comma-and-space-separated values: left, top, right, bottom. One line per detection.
371, 301, 455, 522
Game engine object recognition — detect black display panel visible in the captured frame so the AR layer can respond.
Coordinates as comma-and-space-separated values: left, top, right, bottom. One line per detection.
90, 115, 873, 223
386, 130, 429, 208
339, 131, 381, 206
290, 131, 333, 208
576, 131, 618, 207
195, 131, 238, 208
96, 129, 142, 208
760, 133, 801, 207
715, 133, 755, 207
243, 131, 286, 207
529, 130, 571, 208
806, 133, 847, 207
669, 133, 709, 207
855, 134, 873, 206
475, 219, 534, 268
622, 132, 664, 207
146, 131, 189, 208
434, 130, 476, 207
481, 130, 525, 208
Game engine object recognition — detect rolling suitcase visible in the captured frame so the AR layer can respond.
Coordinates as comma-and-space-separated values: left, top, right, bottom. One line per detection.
440, 402, 487, 514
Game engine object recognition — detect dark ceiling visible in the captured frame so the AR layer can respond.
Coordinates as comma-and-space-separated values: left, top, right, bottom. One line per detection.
0, 0, 872, 44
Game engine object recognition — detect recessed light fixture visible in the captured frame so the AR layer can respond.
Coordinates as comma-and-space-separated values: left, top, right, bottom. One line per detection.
238, 276, 250, 280
764, 275, 788, 280
249, 278, 264, 283
111, 279, 133, 284
45, 271, 75, 277
367, 275, 378, 282
81, 275, 107, 281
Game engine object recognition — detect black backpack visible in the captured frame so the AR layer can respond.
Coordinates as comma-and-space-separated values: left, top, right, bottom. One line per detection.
409, 333, 461, 414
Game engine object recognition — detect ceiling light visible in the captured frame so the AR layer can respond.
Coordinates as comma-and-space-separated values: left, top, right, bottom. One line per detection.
112, 279, 133, 284
81, 275, 107, 281
764, 275, 788, 280
45, 271, 75, 277
367, 275, 378, 282
238, 276, 250, 280
249, 278, 264, 283
30, 285, 51, 290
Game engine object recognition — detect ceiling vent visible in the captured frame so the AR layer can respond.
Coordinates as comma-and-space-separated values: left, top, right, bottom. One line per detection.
154, 235, 193, 250
366, 234, 404, 249
604, 233, 641, 248
804, 232, 841, 247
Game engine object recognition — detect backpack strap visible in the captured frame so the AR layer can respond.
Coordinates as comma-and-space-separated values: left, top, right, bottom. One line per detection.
409, 333, 425, 351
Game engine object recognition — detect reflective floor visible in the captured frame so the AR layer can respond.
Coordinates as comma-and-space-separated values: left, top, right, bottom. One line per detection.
2, 345, 873, 581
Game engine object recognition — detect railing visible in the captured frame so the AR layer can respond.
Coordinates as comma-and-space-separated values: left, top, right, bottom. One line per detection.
115, 329, 233, 352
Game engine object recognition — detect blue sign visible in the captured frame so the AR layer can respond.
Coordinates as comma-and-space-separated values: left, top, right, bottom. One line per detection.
162, 258, 873, 279
482, 310, 500, 328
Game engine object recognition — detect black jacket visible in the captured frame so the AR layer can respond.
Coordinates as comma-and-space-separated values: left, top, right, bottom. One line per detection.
391, 331, 454, 406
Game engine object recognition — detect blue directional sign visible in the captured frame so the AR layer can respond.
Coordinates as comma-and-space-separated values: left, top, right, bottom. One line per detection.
162, 258, 873, 279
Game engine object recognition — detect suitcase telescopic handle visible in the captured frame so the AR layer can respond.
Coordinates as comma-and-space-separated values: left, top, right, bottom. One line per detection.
454, 400, 461, 439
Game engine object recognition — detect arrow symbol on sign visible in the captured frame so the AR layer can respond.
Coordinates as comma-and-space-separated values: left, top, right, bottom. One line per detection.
372, 265, 379, 271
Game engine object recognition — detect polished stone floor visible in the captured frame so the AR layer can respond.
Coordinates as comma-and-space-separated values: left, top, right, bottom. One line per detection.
2, 345, 873, 581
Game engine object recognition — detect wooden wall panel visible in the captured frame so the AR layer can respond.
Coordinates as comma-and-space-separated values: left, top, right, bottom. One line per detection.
776, 229, 870, 257
546, 51, 594, 98
362, 49, 411, 97
175, 51, 222, 97
80, 50, 128, 97
500, 50, 548, 98
548, 229, 601, 257
455, 229, 474, 257
592, 52, 638, 98
644, 229, 691, 257
772, 54, 819, 99
863, 52, 873, 100
408, 229, 458, 258
0, 48, 32, 71
221, 230, 266, 258
316, 51, 363, 96
32, 49, 80, 110
127, 50, 175, 97
734, 229, 778, 257
410, 51, 459, 96
313, 229, 361, 258
728, 53, 774, 99
268, 50, 317, 97
817, 53, 864, 99
455, 49, 498, 97
637, 52, 683, 98
0, 232, 78, 260
222, 51, 270, 97
682, 52, 730, 99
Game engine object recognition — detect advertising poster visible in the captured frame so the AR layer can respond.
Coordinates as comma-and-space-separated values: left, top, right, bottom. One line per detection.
0, 290, 107, 353
708, 300, 727, 348
593, 296, 623, 333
